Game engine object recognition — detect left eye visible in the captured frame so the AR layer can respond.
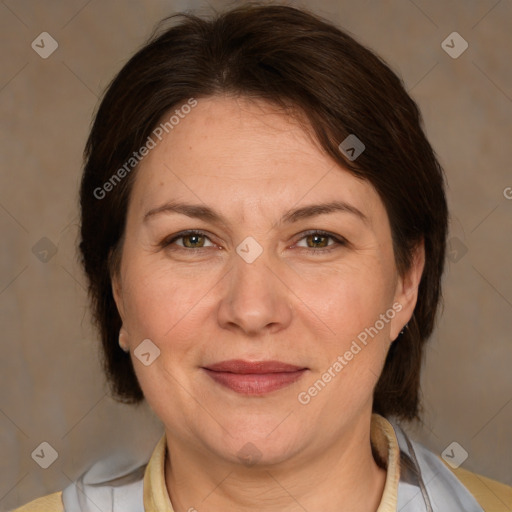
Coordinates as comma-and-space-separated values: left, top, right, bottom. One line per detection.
295, 231, 342, 250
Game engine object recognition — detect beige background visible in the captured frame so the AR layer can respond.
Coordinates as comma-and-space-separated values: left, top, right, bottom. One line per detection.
1, 0, 511, 510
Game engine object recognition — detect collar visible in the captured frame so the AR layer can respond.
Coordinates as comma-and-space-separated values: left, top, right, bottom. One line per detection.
143, 413, 401, 511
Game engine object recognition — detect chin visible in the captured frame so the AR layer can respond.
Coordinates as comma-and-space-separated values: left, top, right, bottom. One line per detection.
205, 421, 306, 467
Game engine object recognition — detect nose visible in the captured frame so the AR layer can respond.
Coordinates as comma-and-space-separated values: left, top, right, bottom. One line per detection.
216, 252, 293, 337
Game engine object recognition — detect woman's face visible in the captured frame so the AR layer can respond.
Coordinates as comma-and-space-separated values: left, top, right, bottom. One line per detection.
113, 95, 421, 465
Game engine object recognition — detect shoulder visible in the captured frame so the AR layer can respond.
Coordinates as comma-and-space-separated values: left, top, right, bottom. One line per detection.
10, 437, 162, 512
386, 416, 511, 511
446, 464, 512, 512
10, 491, 64, 512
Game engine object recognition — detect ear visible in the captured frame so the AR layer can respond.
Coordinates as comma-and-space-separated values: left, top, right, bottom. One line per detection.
111, 265, 125, 322
390, 240, 425, 341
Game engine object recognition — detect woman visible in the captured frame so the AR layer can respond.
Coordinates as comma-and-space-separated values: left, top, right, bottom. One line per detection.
13, 3, 510, 511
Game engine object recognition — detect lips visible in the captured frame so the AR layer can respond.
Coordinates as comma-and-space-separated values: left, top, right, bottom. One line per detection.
205, 359, 304, 374
202, 359, 307, 395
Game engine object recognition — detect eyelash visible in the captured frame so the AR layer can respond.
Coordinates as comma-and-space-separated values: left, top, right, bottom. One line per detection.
160, 229, 347, 255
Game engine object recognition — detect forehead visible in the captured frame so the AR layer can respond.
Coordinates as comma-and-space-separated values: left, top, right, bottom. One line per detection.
149, 96, 327, 176
129, 95, 382, 220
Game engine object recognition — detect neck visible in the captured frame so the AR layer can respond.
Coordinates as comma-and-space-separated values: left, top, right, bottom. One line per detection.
164, 413, 387, 512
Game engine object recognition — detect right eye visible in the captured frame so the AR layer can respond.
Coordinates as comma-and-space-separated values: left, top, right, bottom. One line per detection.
161, 230, 216, 250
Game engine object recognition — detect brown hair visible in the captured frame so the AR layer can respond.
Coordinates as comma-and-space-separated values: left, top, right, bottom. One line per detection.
79, 3, 448, 420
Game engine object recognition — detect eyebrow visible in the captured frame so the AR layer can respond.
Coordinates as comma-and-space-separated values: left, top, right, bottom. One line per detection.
143, 200, 368, 225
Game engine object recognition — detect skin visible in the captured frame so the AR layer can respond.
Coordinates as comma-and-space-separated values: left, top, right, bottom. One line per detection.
112, 95, 425, 512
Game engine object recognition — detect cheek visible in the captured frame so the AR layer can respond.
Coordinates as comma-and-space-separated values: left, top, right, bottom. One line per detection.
299, 276, 394, 413
291, 258, 396, 408
120, 262, 211, 401
120, 258, 219, 344
292, 257, 395, 339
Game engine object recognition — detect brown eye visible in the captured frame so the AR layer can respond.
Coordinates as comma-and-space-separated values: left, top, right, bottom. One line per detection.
305, 233, 330, 248
182, 233, 206, 248
162, 230, 215, 249
295, 230, 344, 251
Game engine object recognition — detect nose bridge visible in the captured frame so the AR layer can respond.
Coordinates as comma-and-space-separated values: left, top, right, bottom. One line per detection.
233, 245, 272, 293
231, 244, 278, 309
217, 241, 293, 335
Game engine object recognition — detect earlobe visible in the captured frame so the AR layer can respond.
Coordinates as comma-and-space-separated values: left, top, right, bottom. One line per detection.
118, 326, 130, 353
